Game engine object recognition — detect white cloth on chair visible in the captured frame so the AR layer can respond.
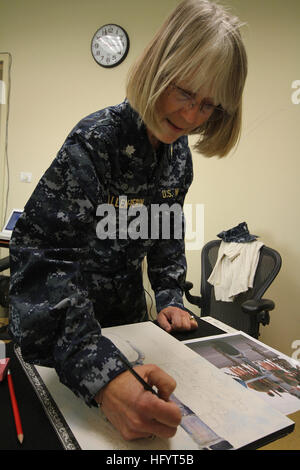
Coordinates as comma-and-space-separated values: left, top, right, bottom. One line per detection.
207, 241, 264, 302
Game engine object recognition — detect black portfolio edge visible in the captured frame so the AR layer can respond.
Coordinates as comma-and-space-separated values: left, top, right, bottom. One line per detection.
14, 344, 81, 450
239, 422, 295, 450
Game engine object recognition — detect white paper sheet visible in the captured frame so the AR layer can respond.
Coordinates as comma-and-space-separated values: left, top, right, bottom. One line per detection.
25, 322, 294, 450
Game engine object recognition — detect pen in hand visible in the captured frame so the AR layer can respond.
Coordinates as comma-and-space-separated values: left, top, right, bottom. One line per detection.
116, 353, 159, 396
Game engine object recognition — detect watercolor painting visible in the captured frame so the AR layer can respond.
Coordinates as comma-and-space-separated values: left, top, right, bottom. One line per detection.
184, 332, 300, 415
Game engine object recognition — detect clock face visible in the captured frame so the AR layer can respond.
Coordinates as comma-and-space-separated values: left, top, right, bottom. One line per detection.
91, 24, 129, 68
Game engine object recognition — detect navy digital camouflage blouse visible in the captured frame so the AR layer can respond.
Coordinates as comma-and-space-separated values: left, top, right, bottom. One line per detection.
9, 99, 193, 406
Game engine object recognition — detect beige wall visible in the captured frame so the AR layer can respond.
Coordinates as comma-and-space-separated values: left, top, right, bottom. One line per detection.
0, 0, 299, 356
185, 0, 300, 357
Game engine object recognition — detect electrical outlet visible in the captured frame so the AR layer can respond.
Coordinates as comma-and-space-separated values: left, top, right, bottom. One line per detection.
20, 172, 32, 183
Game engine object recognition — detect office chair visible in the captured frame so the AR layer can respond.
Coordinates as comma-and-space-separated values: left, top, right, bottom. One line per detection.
0, 255, 10, 308
184, 240, 282, 339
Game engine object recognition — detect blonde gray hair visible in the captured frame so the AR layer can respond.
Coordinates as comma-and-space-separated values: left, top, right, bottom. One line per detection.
126, 0, 248, 157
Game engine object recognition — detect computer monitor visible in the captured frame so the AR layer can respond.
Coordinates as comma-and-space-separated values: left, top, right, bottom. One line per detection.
0, 209, 23, 240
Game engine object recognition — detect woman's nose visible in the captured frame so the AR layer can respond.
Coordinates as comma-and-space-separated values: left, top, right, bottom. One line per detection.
179, 106, 202, 125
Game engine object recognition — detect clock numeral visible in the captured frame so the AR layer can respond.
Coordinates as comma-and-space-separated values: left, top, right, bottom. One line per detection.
102, 27, 114, 36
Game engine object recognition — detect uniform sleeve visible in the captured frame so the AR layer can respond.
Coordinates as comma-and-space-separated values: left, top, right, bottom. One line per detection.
9, 139, 127, 407
147, 145, 193, 314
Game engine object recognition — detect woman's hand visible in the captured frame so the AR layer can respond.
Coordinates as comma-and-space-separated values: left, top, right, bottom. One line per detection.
157, 306, 198, 333
95, 364, 182, 441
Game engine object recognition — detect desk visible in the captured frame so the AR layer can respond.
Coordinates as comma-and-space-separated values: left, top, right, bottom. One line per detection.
1, 317, 299, 451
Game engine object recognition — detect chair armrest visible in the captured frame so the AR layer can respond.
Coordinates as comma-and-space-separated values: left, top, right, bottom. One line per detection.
0, 256, 10, 272
241, 298, 275, 315
184, 281, 194, 291
183, 281, 203, 308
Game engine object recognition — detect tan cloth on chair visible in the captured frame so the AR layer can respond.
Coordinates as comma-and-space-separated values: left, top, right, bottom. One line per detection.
207, 241, 264, 302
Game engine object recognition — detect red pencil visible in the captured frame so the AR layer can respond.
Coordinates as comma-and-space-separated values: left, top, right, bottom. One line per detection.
7, 369, 24, 444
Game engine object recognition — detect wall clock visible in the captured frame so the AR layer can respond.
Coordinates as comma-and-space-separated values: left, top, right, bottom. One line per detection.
91, 24, 130, 68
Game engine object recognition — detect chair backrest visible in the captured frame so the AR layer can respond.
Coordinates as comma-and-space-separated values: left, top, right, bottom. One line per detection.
200, 240, 282, 337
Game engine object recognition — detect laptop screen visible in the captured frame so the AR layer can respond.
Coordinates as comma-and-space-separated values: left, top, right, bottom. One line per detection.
0, 209, 23, 240
5, 210, 22, 231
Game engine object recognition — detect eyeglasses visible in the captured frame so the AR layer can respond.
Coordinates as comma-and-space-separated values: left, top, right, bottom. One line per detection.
171, 84, 227, 122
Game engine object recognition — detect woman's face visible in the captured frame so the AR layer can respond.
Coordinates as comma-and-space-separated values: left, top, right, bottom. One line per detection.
148, 83, 216, 147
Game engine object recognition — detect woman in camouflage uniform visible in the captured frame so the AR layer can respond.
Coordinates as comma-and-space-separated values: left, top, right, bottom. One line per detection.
9, 0, 247, 441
